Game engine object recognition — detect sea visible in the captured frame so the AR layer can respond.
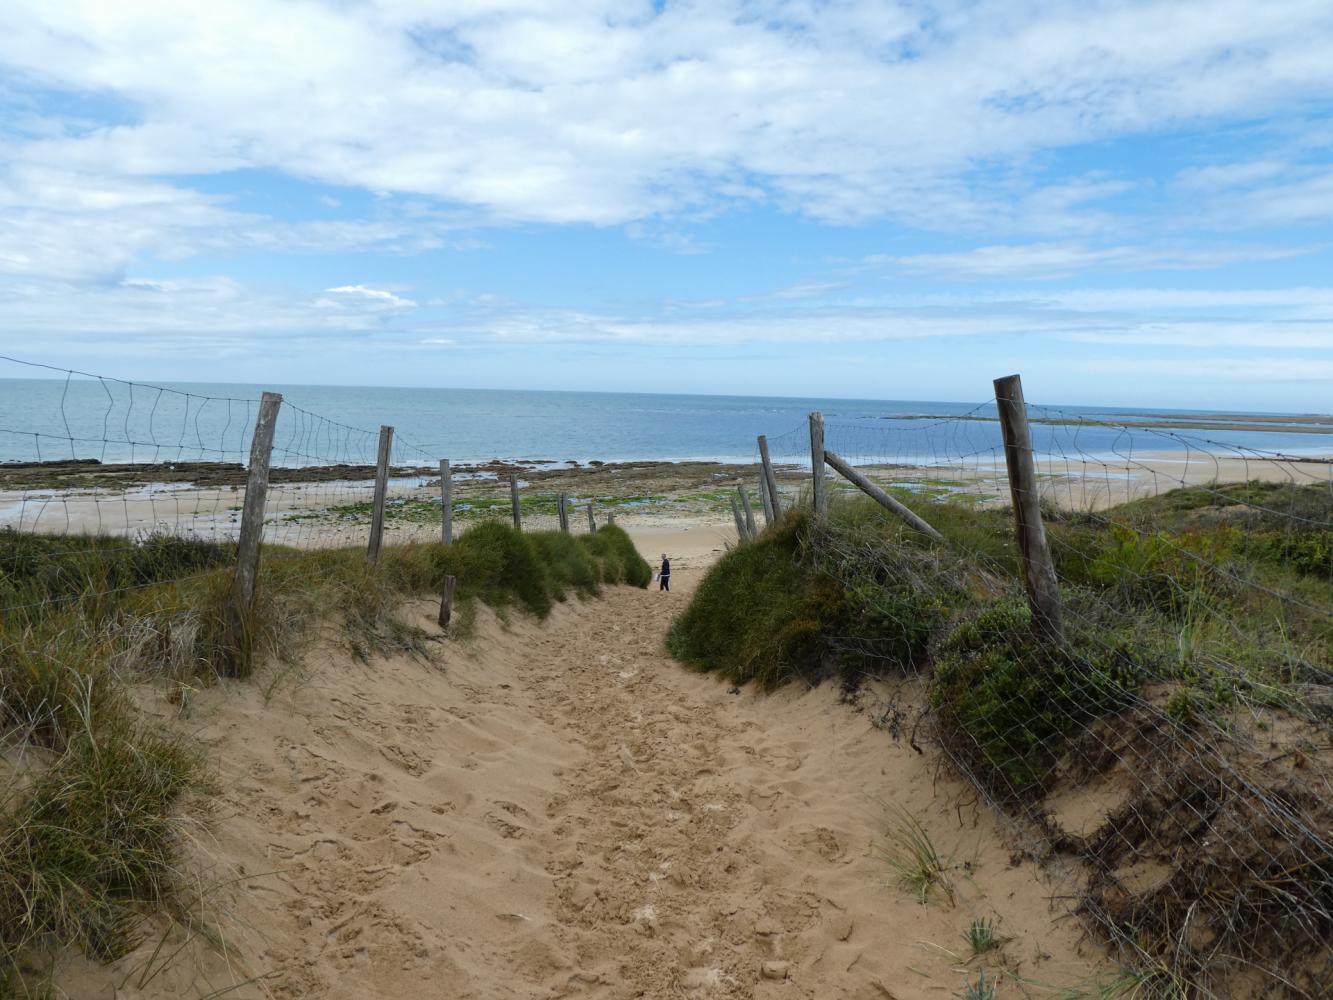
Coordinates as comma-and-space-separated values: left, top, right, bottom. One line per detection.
0, 376, 1329, 470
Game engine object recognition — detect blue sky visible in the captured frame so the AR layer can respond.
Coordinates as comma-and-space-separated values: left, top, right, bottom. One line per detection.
1, 0, 1332, 410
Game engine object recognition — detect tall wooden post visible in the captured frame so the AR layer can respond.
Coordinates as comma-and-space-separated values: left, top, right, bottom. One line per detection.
587, 503, 596, 533
367, 425, 393, 564
608, 510, 616, 526
439, 459, 453, 545
510, 474, 522, 530
558, 493, 570, 532
994, 374, 1064, 645
227, 391, 282, 676
738, 484, 758, 537
438, 574, 456, 629
758, 473, 774, 526
758, 435, 781, 519
729, 495, 747, 542
809, 411, 826, 516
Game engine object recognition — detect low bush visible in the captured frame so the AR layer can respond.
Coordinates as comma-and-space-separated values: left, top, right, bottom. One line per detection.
928, 603, 1141, 798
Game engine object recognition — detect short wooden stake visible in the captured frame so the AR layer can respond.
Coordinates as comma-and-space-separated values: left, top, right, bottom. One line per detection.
608, 511, 616, 526
809, 411, 827, 516
366, 425, 393, 564
439, 459, 453, 546
758, 435, 781, 519
738, 484, 758, 538
587, 503, 596, 533
510, 475, 522, 530
438, 574, 457, 629
994, 374, 1065, 645
227, 390, 282, 676
823, 448, 943, 541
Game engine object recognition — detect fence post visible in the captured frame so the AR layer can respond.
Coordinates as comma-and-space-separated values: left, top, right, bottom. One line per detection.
758, 473, 774, 526
227, 390, 282, 675
438, 574, 456, 629
993, 374, 1065, 646
823, 448, 943, 541
439, 459, 452, 546
758, 435, 781, 519
608, 510, 616, 527
729, 494, 747, 542
510, 474, 522, 530
558, 493, 569, 532
809, 411, 826, 516
587, 502, 596, 533
367, 425, 393, 564
738, 484, 758, 537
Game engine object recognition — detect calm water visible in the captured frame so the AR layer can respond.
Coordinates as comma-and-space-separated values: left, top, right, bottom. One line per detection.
0, 376, 1329, 469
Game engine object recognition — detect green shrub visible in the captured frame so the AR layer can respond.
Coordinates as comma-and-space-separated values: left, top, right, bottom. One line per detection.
667, 512, 846, 687
582, 524, 652, 588
929, 603, 1140, 798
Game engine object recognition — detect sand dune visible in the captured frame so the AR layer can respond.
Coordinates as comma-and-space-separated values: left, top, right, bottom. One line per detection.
61, 559, 1110, 999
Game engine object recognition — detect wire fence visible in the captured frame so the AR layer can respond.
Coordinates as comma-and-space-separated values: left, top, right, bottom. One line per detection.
0, 355, 611, 621
752, 395, 1332, 998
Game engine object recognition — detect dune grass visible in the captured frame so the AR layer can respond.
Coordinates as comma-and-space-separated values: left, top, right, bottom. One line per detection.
0, 521, 648, 993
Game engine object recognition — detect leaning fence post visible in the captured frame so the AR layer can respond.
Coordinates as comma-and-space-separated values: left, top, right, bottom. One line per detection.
739, 484, 758, 537
510, 474, 522, 530
809, 412, 826, 516
729, 494, 747, 542
227, 390, 282, 675
758, 435, 781, 519
367, 425, 393, 564
439, 459, 453, 546
994, 374, 1065, 645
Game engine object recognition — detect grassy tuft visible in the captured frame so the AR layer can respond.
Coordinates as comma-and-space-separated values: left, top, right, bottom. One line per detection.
872, 804, 957, 906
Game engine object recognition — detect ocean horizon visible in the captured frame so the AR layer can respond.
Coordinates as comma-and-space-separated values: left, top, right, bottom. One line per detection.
1, 375, 1331, 469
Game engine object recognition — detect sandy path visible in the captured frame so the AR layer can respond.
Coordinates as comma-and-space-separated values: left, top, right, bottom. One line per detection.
66, 561, 1108, 999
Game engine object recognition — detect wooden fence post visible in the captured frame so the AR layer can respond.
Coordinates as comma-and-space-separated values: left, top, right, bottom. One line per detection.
823, 448, 943, 541
758, 473, 774, 526
227, 390, 282, 676
558, 493, 570, 532
510, 474, 522, 530
608, 511, 616, 527
587, 503, 596, 533
367, 425, 393, 564
439, 459, 453, 546
809, 411, 826, 516
758, 435, 781, 519
994, 374, 1065, 645
738, 484, 758, 537
730, 494, 747, 542
438, 574, 456, 629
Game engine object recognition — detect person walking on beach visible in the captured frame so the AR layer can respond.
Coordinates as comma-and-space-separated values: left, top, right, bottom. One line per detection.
657, 553, 671, 592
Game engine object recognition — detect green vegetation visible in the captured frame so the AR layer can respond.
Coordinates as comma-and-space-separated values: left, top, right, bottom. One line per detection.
0, 522, 648, 992
962, 917, 1000, 956
872, 804, 957, 906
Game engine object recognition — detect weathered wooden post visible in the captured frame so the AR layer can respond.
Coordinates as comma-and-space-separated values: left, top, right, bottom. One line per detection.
758, 435, 781, 519
809, 412, 827, 516
608, 510, 616, 527
994, 374, 1065, 645
587, 502, 596, 533
738, 484, 758, 537
439, 459, 453, 546
438, 574, 456, 629
227, 390, 282, 676
758, 473, 774, 526
729, 495, 748, 542
367, 425, 393, 564
823, 449, 943, 541
558, 493, 570, 532
510, 475, 522, 530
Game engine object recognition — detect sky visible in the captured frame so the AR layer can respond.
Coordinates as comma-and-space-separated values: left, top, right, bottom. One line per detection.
1, 0, 1332, 411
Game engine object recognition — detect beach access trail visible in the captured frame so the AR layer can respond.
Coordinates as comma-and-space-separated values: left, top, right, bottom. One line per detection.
79, 531, 1106, 1000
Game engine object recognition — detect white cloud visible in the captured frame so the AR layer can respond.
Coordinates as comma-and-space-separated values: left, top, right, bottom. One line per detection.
325, 284, 417, 308
1, 0, 1331, 237
883, 242, 1317, 280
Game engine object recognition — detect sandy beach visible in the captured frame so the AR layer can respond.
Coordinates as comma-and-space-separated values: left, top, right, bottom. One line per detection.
2, 450, 1328, 547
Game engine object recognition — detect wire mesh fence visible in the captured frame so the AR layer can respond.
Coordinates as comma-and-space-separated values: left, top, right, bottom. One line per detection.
748, 395, 1332, 998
